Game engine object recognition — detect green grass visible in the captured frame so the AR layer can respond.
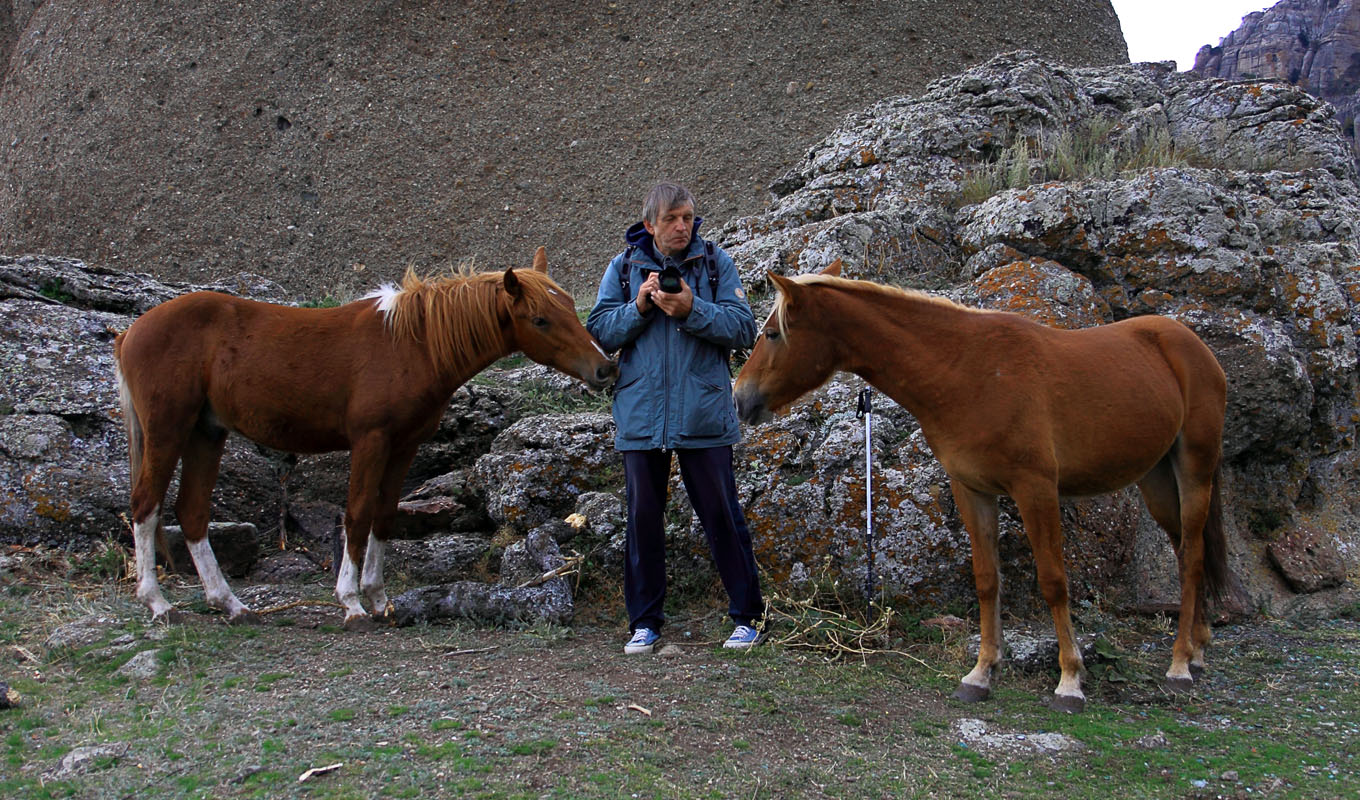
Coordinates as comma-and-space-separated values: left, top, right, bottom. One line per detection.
2, 566, 1357, 800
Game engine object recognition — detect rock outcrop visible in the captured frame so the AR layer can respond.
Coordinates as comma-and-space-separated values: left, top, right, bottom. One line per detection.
5, 52, 1358, 622
1192, 0, 1360, 156
711, 52, 1360, 614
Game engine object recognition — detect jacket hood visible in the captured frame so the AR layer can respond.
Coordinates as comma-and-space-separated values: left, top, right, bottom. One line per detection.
625, 217, 705, 262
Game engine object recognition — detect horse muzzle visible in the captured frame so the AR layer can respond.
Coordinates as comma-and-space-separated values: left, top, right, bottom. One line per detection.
586, 360, 618, 391
734, 384, 772, 425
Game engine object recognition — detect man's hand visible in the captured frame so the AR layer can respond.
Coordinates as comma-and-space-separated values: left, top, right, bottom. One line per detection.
652, 277, 693, 319
635, 272, 660, 313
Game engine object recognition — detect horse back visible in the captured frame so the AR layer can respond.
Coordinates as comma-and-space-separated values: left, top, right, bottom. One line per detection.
116, 292, 424, 453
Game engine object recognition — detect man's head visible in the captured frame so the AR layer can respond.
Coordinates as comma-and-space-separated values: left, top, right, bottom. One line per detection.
642, 183, 696, 258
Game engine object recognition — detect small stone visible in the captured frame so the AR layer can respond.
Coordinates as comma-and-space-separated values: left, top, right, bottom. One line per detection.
0, 681, 20, 709
1221, 770, 1239, 782
45, 743, 129, 779
116, 649, 161, 679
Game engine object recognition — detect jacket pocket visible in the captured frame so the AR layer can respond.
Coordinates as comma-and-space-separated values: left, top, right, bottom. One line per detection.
681, 373, 736, 440
611, 372, 651, 440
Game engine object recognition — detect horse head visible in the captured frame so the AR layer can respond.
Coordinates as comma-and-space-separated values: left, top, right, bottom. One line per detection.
503, 246, 618, 391
733, 259, 842, 424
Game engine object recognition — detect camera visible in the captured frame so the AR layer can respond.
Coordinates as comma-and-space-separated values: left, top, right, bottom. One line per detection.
644, 265, 684, 293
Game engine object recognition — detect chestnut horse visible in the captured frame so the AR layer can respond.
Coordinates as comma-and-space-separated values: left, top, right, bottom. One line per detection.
734, 262, 1228, 712
115, 247, 616, 629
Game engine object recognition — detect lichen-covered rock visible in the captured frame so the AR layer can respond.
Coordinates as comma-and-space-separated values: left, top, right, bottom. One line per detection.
391, 527, 573, 626
471, 413, 617, 530
387, 534, 492, 585
1268, 524, 1348, 593
0, 257, 291, 547
11, 51, 1360, 619
714, 52, 1360, 610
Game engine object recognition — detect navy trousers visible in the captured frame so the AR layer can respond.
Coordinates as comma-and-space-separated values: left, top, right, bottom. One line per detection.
623, 446, 764, 633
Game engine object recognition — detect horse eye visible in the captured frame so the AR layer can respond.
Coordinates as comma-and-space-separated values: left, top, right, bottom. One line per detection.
532, 316, 549, 328
765, 329, 781, 341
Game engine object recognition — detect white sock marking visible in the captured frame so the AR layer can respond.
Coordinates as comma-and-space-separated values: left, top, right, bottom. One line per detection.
186, 537, 249, 617
133, 505, 174, 618
360, 534, 388, 614
334, 527, 367, 618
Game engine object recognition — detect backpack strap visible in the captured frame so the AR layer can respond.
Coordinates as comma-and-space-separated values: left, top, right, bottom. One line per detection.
619, 244, 636, 299
704, 240, 719, 298
619, 240, 721, 300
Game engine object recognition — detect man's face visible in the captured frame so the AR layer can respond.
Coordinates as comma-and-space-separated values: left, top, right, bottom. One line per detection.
643, 202, 695, 257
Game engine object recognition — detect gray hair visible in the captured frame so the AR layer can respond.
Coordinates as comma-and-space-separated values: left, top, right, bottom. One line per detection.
641, 182, 696, 224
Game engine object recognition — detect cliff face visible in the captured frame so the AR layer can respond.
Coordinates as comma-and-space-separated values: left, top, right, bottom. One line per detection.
0, 1, 1127, 296
1193, 0, 1360, 148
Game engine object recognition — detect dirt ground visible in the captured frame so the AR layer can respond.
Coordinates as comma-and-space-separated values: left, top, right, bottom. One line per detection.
2, 548, 1359, 799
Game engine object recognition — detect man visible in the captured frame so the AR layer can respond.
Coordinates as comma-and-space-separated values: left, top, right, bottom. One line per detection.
587, 182, 764, 654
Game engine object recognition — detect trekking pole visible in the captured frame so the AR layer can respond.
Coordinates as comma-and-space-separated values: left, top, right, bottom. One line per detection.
855, 386, 876, 616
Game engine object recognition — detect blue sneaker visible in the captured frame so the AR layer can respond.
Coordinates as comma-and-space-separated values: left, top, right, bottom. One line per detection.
723, 625, 764, 650
624, 627, 659, 655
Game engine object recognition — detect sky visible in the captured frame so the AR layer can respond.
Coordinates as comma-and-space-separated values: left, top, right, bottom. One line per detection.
1110, 0, 1276, 71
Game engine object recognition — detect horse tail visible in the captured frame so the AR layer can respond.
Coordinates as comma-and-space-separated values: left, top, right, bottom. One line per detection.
1201, 466, 1228, 603
115, 336, 176, 572
114, 341, 144, 498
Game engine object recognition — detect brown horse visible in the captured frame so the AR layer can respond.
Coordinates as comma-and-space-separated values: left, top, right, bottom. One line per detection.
733, 262, 1228, 712
115, 247, 616, 629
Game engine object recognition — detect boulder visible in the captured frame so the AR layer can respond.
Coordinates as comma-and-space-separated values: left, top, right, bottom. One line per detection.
161, 522, 259, 578
713, 52, 1360, 613
1268, 524, 1349, 593
471, 412, 618, 530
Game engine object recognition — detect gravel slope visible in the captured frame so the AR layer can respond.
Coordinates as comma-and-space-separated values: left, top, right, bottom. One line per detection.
0, 0, 1128, 297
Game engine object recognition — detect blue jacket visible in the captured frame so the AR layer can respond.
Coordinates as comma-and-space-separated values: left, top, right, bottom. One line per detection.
587, 219, 756, 451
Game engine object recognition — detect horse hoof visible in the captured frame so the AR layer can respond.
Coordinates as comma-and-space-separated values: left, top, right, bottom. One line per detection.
1164, 675, 1195, 694
227, 610, 263, 626
1188, 663, 1205, 679
343, 615, 378, 633
371, 607, 396, 626
951, 683, 990, 703
1049, 694, 1085, 714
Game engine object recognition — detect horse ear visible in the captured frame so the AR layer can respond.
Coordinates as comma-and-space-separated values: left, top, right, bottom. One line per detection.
503, 267, 523, 299
532, 246, 548, 274
822, 259, 842, 277
767, 271, 799, 305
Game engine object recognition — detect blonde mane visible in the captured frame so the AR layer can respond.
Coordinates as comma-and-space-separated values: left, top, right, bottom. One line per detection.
367, 266, 561, 376
772, 273, 978, 337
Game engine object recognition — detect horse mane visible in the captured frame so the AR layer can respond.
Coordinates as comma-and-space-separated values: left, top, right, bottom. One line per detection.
365, 266, 559, 375
773, 273, 980, 337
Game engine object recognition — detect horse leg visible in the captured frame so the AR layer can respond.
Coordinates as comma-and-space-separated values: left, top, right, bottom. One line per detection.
1013, 482, 1085, 713
132, 503, 178, 623
335, 521, 371, 629
951, 481, 1002, 703
335, 437, 388, 630
361, 449, 419, 625
129, 432, 185, 623
177, 429, 258, 624
1165, 449, 1218, 691
1136, 455, 1206, 683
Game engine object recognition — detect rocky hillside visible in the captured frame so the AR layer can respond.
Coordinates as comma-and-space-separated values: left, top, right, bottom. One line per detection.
0, 0, 1127, 297
1192, 0, 1360, 155
5, 53, 1357, 622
